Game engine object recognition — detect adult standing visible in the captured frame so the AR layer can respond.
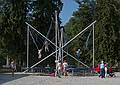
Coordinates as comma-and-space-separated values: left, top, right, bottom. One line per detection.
63, 60, 68, 76
105, 63, 108, 77
100, 61, 105, 78
56, 60, 62, 78
10, 59, 16, 77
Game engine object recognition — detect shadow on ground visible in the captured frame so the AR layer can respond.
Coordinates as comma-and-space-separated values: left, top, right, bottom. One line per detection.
0, 74, 28, 84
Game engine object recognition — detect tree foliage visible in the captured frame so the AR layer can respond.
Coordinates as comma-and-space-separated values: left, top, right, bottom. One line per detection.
1, 0, 120, 68
0, 0, 26, 61
65, 0, 120, 66
0, 0, 63, 67
95, 0, 120, 65
64, 0, 95, 65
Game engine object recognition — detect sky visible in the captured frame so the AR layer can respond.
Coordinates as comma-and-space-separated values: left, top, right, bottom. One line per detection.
60, 0, 79, 25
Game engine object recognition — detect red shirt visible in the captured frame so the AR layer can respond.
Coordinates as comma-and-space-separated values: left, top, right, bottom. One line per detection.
95, 64, 100, 73
109, 67, 113, 73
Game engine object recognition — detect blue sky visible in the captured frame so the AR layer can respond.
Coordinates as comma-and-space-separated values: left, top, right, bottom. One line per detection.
60, 0, 79, 25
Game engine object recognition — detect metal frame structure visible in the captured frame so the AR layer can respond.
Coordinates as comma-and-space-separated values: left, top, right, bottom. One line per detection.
24, 13, 96, 75
24, 21, 96, 73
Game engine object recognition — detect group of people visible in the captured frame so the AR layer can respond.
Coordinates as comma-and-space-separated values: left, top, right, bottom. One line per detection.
56, 60, 68, 77
95, 61, 115, 78
10, 58, 68, 77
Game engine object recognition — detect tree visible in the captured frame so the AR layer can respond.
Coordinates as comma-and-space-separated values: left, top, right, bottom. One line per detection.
65, 0, 120, 67
95, 0, 120, 66
0, 0, 63, 67
0, 0, 27, 66
64, 0, 95, 65
25, 0, 63, 66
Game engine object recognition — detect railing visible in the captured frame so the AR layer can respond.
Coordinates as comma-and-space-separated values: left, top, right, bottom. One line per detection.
67, 67, 93, 76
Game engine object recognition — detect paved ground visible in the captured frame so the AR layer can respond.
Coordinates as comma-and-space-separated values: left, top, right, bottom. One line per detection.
0, 72, 120, 85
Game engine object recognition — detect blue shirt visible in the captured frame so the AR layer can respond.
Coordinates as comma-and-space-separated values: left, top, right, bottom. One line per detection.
100, 64, 104, 69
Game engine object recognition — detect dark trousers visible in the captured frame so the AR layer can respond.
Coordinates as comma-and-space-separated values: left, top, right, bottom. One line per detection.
11, 68, 15, 77
100, 68, 105, 78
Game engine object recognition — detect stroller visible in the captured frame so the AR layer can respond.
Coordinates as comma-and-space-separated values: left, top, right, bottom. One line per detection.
108, 67, 116, 77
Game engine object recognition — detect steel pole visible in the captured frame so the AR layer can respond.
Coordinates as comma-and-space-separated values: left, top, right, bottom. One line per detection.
61, 28, 64, 63
55, 10, 58, 76
93, 23, 95, 69
27, 25, 29, 68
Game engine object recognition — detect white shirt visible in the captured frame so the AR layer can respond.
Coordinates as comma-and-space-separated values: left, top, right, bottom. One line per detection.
63, 62, 68, 68
11, 61, 16, 69
57, 62, 61, 70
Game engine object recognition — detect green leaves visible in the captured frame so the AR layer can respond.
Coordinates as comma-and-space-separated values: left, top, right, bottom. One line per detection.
0, 0, 63, 66
65, 0, 95, 65
95, 0, 120, 65
0, 0, 27, 63
65, 0, 120, 66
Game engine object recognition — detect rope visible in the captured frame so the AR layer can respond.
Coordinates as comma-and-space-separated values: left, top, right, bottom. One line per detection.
29, 17, 53, 50
85, 29, 92, 49
28, 17, 54, 59
42, 18, 53, 51
29, 30, 39, 50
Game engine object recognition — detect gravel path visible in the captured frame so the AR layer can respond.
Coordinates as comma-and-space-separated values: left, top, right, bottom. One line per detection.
0, 73, 120, 85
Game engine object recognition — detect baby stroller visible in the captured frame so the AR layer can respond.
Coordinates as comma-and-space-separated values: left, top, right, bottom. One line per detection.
108, 67, 116, 77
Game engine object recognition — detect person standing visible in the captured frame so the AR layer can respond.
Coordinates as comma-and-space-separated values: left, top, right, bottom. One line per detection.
100, 61, 105, 78
63, 60, 68, 76
105, 63, 108, 77
56, 60, 62, 78
10, 59, 16, 77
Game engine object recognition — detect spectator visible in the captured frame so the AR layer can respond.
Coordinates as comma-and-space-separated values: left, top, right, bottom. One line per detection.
105, 63, 108, 77
63, 60, 68, 76
100, 61, 105, 78
95, 64, 100, 74
56, 60, 62, 78
10, 59, 16, 77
